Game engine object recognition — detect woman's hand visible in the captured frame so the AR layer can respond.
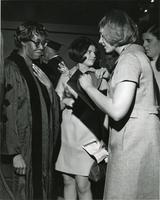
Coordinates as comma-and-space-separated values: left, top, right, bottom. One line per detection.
13, 154, 26, 175
79, 74, 93, 90
58, 61, 69, 74
62, 97, 75, 107
32, 64, 52, 89
95, 68, 110, 79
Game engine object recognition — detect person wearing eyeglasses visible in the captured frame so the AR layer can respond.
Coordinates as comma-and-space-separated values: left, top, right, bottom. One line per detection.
0, 21, 61, 200
79, 10, 160, 200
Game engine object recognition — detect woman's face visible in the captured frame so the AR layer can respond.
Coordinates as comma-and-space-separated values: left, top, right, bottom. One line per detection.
83, 45, 96, 67
142, 32, 160, 60
99, 27, 115, 53
23, 34, 47, 60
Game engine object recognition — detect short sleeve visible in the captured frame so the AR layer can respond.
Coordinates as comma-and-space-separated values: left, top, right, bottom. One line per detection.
113, 53, 141, 86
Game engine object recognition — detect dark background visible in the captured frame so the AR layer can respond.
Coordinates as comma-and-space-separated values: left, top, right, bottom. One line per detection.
1, 0, 152, 26
1, 0, 159, 67
2, 0, 159, 36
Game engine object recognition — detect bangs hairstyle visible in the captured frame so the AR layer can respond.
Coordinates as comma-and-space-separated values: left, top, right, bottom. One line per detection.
144, 23, 160, 71
14, 21, 47, 48
68, 36, 98, 63
146, 24, 160, 40
99, 9, 139, 47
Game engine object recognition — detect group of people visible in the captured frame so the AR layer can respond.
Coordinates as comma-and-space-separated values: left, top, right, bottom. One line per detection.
0, 8, 160, 200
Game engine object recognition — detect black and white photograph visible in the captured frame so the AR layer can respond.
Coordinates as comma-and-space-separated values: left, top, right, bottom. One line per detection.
1, 0, 160, 199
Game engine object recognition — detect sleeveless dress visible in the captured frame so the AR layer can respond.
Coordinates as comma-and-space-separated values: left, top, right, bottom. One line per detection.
55, 66, 104, 176
103, 44, 160, 200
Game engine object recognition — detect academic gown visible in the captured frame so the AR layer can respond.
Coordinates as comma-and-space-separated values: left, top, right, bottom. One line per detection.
0, 50, 60, 200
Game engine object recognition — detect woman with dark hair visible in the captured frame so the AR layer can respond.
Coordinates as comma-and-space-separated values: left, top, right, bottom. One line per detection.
142, 23, 160, 92
79, 10, 160, 199
55, 36, 108, 200
1, 21, 60, 200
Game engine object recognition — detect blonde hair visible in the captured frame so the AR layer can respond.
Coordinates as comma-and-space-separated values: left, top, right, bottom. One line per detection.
99, 9, 139, 47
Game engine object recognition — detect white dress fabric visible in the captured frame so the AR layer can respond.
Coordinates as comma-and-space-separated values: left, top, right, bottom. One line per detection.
55, 66, 102, 176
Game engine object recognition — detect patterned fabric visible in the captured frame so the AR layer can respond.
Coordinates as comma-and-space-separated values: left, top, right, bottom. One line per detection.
0, 50, 60, 200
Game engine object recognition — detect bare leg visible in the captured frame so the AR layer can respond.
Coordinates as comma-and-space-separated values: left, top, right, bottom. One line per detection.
76, 175, 92, 200
63, 173, 77, 200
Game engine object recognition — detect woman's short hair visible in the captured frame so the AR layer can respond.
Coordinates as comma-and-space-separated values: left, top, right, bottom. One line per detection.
68, 36, 98, 63
144, 23, 160, 40
99, 9, 139, 47
144, 23, 160, 71
14, 21, 47, 48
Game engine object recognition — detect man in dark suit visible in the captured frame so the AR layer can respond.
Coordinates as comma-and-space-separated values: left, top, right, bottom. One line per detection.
42, 39, 67, 88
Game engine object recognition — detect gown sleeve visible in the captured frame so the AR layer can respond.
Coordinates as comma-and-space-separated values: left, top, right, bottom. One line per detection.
1, 60, 30, 155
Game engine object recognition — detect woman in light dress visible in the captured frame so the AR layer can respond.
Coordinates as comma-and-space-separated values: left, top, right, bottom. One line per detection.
55, 36, 108, 200
79, 10, 160, 200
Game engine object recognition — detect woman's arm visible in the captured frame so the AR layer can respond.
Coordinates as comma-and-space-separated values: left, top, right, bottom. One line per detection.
79, 74, 136, 121
56, 72, 78, 110
55, 73, 67, 100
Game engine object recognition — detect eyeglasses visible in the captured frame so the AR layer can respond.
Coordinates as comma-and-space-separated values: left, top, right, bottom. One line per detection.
29, 39, 47, 48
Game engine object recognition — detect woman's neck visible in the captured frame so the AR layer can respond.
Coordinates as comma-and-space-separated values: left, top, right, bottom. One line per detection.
18, 49, 33, 67
78, 63, 89, 73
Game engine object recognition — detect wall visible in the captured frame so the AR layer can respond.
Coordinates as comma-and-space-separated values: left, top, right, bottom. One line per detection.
2, 21, 99, 68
